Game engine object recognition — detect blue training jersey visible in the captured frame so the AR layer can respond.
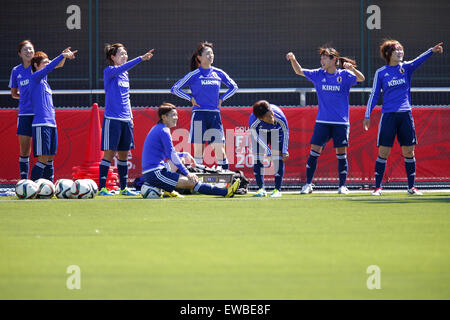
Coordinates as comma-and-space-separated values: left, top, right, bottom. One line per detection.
30, 54, 65, 127
248, 105, 289, 156
171, 66, 238, 112
9, 64, 33, 115
104, 57, 142, 121
365, 49, 433, 117
303, 68, 357, 125
142, 123, 189, 176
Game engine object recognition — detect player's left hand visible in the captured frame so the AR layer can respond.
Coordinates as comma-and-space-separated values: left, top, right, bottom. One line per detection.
432, 42, 443, 54
282, 154, 289, 161
217, 99, 223, 108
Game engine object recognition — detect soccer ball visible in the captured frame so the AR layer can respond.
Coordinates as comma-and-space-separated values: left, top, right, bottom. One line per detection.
141, 183, 162, 199
55, 179, 74, 199
82, 179, 98, 197
70, 179, 94, 199
15, 179, 39, 199
35, 179, 56, 199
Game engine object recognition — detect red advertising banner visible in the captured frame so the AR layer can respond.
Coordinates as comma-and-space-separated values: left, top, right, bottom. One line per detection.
1, 106, 449, 185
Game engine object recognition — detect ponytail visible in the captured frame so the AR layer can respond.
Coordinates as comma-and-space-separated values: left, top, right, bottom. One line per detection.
338, 57, 357, 69
319, 46, 357, 69
190, 41, 213, 71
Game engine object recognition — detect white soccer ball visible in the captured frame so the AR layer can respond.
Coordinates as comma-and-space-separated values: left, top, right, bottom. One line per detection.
141, 183, 162, 199
82, 179, 98, 197
15, 179, 39, 199
55, 179, 74, 199
35, 179, 56, 199
71, 179, 94, 199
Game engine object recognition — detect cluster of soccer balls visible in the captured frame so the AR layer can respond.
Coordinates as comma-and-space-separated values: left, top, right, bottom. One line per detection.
15, 178, 98, 200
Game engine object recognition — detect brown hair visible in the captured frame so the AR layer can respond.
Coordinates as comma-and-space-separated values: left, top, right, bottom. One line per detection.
253, 100, 271, 119
31, 51, 49, 72
190, 41, 213, 71
379, 39, 403, 64
319, 47, 357, 68
18, 40, 34, 53
158, 103, 177, 123
105, 43, 126, 66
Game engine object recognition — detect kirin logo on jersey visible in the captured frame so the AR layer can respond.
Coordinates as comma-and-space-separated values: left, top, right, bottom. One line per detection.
322, 84, 341, 91
118, 80, 129, 88
201, 79, 220, 86
387, 78, 406, 87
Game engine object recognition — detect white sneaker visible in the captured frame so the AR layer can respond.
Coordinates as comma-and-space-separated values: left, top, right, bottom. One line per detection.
407, 187, 423, 196
301, 183, 313, 194
337, 186, 350, 194
372, 188, 382, 196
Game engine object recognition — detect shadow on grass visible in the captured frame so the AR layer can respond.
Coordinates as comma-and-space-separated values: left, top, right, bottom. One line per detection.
351, 195, 450, 205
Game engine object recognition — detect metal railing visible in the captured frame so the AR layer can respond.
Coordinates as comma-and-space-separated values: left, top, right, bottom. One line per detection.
1, 87, 450, 106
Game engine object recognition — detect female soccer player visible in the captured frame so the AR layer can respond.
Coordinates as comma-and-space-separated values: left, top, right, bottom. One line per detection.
364, 41, 443, 196
286, 47, 365, 194
249, 100, 289, 198
29, 48, 77, 182
98, 43, 155, 196
141, 103, 240, 198
171, 41, 238, 170
9, 40, 68, 179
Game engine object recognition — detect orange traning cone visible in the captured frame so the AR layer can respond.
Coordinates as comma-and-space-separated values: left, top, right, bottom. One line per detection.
72, 103, 119, 189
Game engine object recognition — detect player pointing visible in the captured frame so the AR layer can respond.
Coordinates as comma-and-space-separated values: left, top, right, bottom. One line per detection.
364, 41, 443, 196
29, 47, 77, 182
286, 47, 365, 194
97, 44, 154, 196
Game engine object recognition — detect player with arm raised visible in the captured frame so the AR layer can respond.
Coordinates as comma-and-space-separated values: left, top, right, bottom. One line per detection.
98, 43, 155, 196
9, 41, 69, 180
249, 100, 289, 198
286, 47, 365, 194
364, 40, 443, 196
141, 103, 240, 198
171, 41, 238, 170
29, 48, 77, 182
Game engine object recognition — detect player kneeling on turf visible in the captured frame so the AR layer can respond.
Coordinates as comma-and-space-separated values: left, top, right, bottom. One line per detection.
141, 103, 239, 198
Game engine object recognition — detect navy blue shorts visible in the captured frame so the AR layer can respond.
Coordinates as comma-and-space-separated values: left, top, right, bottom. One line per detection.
189, 111, 225, 144
17, 115, 33, 137
32, 126, 58, 157
101, 118, 134, 151
251, 129, 286, 158
377, 111, 417, 147
143, 168, 180, 192
310, 122, 349, 148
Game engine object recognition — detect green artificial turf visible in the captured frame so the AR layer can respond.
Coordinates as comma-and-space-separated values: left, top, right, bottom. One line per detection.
0, 192, 449, 299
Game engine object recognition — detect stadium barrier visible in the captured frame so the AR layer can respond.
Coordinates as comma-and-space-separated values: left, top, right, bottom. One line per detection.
1, 101, 449, 186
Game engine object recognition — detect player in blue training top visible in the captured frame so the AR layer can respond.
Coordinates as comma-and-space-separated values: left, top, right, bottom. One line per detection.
28, 48, 77, 182
249, 100, 289, 198
364, 40, 444, 196
9, 40, 68, 180
286, 47, 365, 194
141, 103, 240, 198
171, 41, 238, 170
98, 43, 155, 196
